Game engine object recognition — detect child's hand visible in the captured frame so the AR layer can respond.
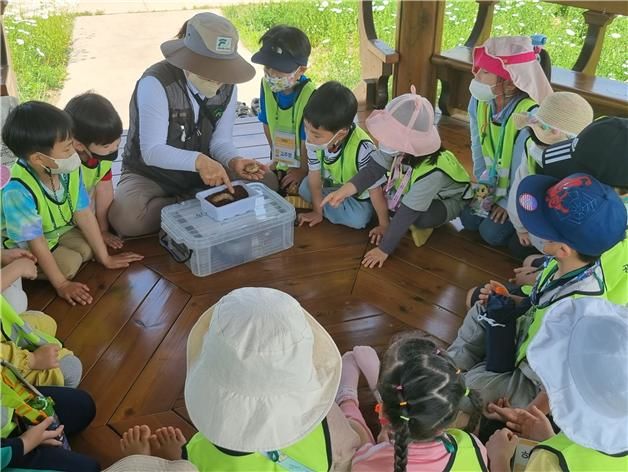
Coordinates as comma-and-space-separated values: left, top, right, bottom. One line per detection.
490, 405, 555, 442
489, 205, 509, 224
485, 397, 512, 421
102, 231, 124, 250
298, 211, 323, 228
20, 417, 64, 454
362, 247, 389, 268
56, 280, 92, 306
12, 257, 38, 280
510, 266, 538, 286
1, 248, 37, 266
478, 280, 510, 305
369, 225, 388, 246
486, 428, 518, 470
320, 184, 355, 209
281, 167, 307, 190
101, 252, 144, 269
516, 231, 531, 247
29, 345, 60, 370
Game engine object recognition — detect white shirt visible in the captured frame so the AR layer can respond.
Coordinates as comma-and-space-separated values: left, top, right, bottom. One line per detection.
136, 76, 240, 172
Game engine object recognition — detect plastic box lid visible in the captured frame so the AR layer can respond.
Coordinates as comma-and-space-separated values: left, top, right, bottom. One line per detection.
161, 183, 296, 250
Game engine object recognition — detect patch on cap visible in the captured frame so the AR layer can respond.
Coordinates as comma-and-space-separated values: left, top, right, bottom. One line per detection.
215, 36, 233, 54
519, 193, 538, 212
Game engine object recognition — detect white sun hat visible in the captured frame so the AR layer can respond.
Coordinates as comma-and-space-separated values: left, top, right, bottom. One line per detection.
185, 287, 341, 452
103, 456, 198, 472
527, 297, 628, 455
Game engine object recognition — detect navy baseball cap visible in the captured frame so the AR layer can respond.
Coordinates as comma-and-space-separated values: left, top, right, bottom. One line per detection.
251, 42, 307, 73
516, 173, 627, 256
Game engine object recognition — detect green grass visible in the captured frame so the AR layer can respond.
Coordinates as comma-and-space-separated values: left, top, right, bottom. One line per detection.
4, 11, 76, 101
223, 0, 628, 91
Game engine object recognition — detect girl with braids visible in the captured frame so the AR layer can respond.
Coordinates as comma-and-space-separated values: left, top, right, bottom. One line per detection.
335, 335, 488, 472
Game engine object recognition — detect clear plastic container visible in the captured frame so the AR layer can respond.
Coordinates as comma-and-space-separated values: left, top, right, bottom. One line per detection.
160, 183, 296, 277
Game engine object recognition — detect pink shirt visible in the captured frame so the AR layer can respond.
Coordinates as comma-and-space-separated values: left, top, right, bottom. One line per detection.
352, 435, 488, 472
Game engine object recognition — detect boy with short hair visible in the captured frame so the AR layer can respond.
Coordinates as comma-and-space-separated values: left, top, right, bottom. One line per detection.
1, 101, 143, 307
251, 25, 315, 194
64, 92, 124, 249
447, 172, 626, 410
297, 81, 388, 231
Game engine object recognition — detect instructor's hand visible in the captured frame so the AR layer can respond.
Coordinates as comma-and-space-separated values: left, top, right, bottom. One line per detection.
195, 154, 234, 192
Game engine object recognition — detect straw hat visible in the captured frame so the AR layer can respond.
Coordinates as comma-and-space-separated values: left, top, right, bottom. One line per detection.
527, 297, 628, 455
185, 287, 341, 452
103, 456, 198, 472
513, 92, 593, 145
161, 12, 255, 84
365, 85, 441, 156
473, 36, 553, 103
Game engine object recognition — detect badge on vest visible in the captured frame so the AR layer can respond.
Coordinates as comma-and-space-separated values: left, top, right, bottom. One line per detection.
273, 128, 300, 168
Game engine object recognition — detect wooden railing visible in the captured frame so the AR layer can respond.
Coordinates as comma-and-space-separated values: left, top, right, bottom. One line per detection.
1, 0, 17, 97
357, 0, 628, 118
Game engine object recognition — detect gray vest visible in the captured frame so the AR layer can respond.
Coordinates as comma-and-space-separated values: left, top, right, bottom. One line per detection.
123, 60, 234, 196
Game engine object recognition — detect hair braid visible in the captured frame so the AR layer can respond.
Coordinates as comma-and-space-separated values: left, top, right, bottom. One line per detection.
393, 421, 410, 472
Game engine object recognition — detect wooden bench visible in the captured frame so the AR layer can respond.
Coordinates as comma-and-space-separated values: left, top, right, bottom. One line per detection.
432, 1, 628, 118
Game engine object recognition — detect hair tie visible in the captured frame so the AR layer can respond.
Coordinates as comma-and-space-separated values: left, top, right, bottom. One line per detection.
395, 384, 403, 391
464, 387, 470, 397
399, 401, 407, 407
399, 416, 410, 422
455, 368, 461, 375
434, 348, 441, 355
374, 403, 382, 414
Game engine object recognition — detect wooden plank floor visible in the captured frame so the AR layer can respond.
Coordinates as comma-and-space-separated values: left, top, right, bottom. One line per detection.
22, 115, 520, 468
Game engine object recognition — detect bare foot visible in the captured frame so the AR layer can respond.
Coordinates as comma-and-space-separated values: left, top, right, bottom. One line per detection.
120, 425, 151, 456
149, 426, 186, 461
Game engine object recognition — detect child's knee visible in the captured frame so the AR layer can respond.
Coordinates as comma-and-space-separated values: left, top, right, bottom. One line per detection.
20, 311, 58, 335
54, 249, 84, 280
466, 286, 480, 309
59, 355, 83, 388
479, 220, 510, 246
298, 178, 311, 201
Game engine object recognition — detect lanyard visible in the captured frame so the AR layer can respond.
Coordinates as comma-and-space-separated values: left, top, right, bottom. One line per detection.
530, 259, 600, 308
23, 163, 75, 229
263, 450, 315, 472
385, 154, 412, 211
482, 104, 509, 186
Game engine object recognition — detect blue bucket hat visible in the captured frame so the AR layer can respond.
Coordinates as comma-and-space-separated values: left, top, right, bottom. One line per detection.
516, 173, 627, 256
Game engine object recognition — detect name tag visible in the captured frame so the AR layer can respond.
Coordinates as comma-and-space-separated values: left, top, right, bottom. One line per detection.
273, 129, 299, 168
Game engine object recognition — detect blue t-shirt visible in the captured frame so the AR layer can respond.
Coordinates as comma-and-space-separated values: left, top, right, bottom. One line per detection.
1, 162, 90, 245
258, 75, 309, 140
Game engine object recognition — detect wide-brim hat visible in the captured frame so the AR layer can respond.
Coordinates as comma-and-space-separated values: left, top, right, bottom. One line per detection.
161, 12, 255, 84
513, 92, 593, 145
366, 85, 441, 156
527, 297, 628, 455
474, 36, 553, 104
103, 456, 198, 472
185, 287, 341, 452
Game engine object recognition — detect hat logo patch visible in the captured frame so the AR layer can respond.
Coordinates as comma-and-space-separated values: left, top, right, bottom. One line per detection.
546, 175, 592, 214
216, 36, 233, 53
519, 193, 538, 212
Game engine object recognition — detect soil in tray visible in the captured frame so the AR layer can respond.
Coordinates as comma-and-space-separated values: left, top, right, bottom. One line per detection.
206, 185, 249, 207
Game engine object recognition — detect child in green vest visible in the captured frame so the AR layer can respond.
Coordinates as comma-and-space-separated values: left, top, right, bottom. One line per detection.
322, 88, 472, 268
251, 25, 315, 195
486, 297, 628, 472
461, 35, 553, 252
336, 337, 488, 472
447, 173, 626, 412
1, 101, 143, 307
297, 81, 389, 230
65, 92, 124, 250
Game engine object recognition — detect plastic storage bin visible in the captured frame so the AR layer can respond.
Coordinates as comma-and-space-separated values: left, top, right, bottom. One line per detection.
160, 183, 296, 277
196, 181, 260, 221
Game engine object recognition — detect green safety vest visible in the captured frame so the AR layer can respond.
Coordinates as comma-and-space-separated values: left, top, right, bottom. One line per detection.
533, 432, 628, 472
185, 421, 331, 471
476, 97, 537, 201
263, 79, 316, 171
3, 161, 82, 250
317, 125, 373, 200
601, 232, 628, 305
0, 296, 61, 350
81, 160, 112, 193
515, 259, 606, 366
445, 429, 488, 471
393, 150, 471, 197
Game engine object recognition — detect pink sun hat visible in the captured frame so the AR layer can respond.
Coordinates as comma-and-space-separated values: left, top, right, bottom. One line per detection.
473, 36, 553, 104
365, 85, 442, 156
0, 165, 10, 190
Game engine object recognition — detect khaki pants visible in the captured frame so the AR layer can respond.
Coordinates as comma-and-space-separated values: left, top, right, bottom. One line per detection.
109, 170, 279, 238
38, 228, 93, 280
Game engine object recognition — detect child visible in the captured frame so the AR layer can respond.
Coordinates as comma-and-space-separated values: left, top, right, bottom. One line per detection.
447, 173, 626, 410
486, 297, 628, 471
181, 287, 361, 470
1, 101, 143, 307
335, 337, 488, 471
251, 25, 315, 194
297, 81, 389, 231
460, 35, 553, 250
322, 88, 472, 268
64, 92, 124, 250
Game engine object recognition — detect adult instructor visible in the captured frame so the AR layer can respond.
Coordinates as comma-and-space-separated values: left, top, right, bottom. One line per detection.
109, 12, 273, 237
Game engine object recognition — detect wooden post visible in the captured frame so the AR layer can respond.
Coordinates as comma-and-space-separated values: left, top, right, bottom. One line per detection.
393, 0, 445, 104
1, 0, 18, 97
464, 0, 497, 48
573, 9, 616, 76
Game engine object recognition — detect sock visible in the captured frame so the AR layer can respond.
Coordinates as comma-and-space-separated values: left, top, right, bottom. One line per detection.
335, 352, 360, 405
409, 226, 434, 247
353, 346, 381, 400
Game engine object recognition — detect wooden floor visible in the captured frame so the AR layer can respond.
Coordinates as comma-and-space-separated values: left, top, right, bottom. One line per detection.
22, 115, 520, 468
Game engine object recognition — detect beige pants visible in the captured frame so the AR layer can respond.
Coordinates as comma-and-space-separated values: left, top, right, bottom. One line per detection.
38, 228, 93, 280
109, 170, 279, 238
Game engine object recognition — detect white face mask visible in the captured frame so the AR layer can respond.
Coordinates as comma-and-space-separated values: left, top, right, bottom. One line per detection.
305, 130, 342, 153
187, 72, 222, 98
469, 79, 496, 102
264, 71, 297, 93
40, 152, 81, 175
